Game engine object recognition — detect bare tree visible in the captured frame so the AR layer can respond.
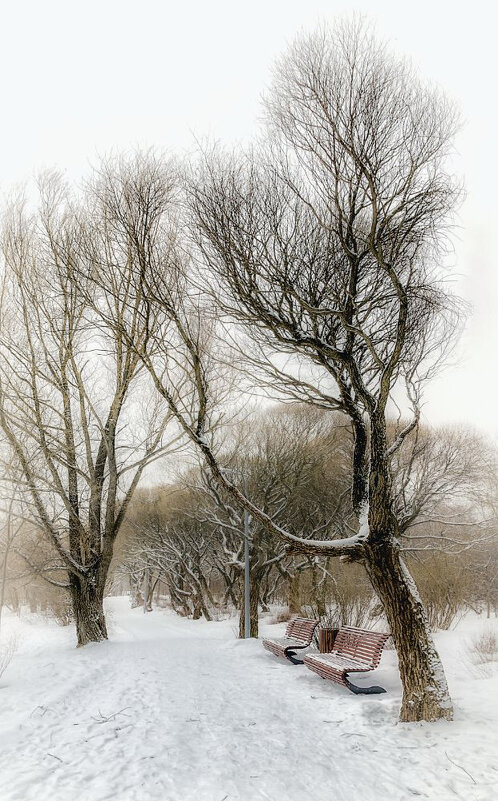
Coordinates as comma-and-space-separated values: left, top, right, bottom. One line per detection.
391, 424, 495, 548
179, 22, 465, 722
0, 488, 24, 633
0, 173, 182, 645
120, 487, 216, 620
195, 405, 353, 635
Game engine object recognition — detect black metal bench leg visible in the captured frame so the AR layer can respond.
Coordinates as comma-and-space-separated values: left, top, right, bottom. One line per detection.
285, 649, 305, 665
344, 673, 386, 694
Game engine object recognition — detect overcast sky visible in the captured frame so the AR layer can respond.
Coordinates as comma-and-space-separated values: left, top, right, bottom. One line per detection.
1, 0, 496, 435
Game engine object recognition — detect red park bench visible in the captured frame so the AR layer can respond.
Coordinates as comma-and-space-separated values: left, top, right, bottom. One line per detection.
263, 617, 319, 664
303, 625, 390, 694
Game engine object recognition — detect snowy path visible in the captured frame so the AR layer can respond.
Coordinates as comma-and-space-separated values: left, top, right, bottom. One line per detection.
0, 599, 497, 801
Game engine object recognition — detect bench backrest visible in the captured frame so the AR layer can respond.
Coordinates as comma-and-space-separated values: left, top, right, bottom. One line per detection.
285, 617, 319, 643
333, 626, 390, 668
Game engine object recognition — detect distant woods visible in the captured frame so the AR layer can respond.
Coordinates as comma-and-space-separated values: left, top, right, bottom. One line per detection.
2, 406, 495, 636
112, 408, 497, 631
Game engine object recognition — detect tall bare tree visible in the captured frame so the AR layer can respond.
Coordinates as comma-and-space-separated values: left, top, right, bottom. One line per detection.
0, 173, 181, 645
151, 22, 464, 722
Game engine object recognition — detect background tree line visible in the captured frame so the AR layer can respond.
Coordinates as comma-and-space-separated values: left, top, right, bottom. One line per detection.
3, 404, 495, 637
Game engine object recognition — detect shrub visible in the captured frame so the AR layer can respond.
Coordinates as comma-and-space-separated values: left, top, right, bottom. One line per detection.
470, 628, 498, 664
409, 554, 471, 630
269, 609, 293, 625
43, 590, 74, 626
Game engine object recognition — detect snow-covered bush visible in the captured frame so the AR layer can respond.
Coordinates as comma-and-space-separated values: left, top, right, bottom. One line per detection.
470, 628, 498, 664
269, 609, 293, 625
410, 555, 472, 630
42, 590, 74, 627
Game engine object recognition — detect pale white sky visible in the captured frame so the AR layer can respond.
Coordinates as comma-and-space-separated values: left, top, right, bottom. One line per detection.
1, 0, 497, 434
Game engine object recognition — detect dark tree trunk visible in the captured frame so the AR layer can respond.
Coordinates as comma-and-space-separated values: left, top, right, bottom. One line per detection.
192, 590, 212, 621
143, 569, 153, 612
10, 587, 21, 614
146, 574, 160, 611
69, 572, 107, 647
192, 598, 202, 619
201, 601, 212, 621
311, 562, 326, 617
351, 416, 369, 515
238, 572, 260, 638
223, 583, 238, 607
288, 572, 301, 615
364, 544, 452, 722
364, 412, 453, 722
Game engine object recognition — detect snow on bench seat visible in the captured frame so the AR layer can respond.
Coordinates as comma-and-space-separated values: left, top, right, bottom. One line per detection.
263, 617, 319, 664
304, 626, 390, 694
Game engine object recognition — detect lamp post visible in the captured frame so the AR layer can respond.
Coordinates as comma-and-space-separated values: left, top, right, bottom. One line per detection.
243, 473, 251, 639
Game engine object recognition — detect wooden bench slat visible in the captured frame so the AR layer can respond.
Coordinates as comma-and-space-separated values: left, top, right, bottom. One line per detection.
303, 626, 390, 694
263, 616, 319, 664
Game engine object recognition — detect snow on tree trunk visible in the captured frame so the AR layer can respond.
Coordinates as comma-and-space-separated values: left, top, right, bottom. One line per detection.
362, 413, 453, 722
130, 573, 144, 608
69, 573, 107, 647
364, 545, 453, 722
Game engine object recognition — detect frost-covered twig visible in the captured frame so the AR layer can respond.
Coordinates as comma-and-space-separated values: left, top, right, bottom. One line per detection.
91, 707, 131, 724
445, 751, 477, 784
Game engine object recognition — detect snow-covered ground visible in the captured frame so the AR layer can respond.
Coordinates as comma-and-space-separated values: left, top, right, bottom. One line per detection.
0, 599, 497, 801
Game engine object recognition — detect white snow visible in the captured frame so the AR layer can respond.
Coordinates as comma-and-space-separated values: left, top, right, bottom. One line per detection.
0, 599, 497, 801
358, 500, 370, 540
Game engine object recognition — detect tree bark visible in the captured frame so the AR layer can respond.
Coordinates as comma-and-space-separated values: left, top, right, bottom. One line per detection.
192, 598, 202, 619
69, 573, 107, 647
238, 572, 260, 638
364, 544, 453, 722
363, 411, 453, 721
143, 568, 152, 613
311, 562, 327, 618
130, 572, 144, 608
288, 572, 301, 615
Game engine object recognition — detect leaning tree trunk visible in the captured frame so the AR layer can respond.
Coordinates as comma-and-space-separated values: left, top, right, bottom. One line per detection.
365, 412, 453, 722
238, 571, 260, 638
69, 572, 107, 647
364, 543, 453, 722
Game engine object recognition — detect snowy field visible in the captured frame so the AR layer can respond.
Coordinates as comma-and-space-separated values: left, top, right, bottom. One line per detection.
0, 598, 497, 801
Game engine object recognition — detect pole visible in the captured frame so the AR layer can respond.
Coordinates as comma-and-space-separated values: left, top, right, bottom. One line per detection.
143, 568, 149, 614
244, 474, 251, 639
